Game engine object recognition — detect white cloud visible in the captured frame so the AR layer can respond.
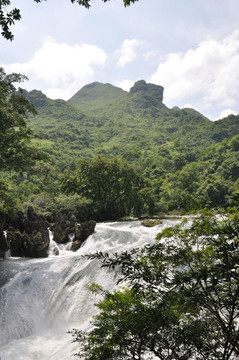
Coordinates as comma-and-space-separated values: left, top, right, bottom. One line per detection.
115, 39, 144, 67
150, 30, 239, 114
219, 108, 237, 119
143, 50, 158, 62
2, 37, 107, 99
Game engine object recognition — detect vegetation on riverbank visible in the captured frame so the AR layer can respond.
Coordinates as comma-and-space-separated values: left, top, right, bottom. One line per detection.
1, 76, 239, 223
1, 69, 239, 257
72, 208, 239, 360
1, 67, 239, 357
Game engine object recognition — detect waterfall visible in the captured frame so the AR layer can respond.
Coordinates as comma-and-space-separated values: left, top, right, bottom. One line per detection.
0, 219, 183, 360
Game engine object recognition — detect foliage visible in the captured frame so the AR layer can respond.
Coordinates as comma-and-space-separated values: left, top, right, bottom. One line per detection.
72, 210, 239, 359
68, 82, 127, 110
0, 0, 138, 40
32, 193, 93, 221
1, 79, 239, 216
0, 67, 48, 220
0, 67, 46, 172
158, 134, 239, 211
24, 83, 239, 213
0, 178, 14, 210
0, 0, 20, 40
60, 155, 155, 220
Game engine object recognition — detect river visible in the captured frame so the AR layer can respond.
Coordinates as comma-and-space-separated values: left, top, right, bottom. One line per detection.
0, 219, 184, 360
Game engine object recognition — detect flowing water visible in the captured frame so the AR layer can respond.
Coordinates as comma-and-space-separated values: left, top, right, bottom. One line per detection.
0, 219, 184, 360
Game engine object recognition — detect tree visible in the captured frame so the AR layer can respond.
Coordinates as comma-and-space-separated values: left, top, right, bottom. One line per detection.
0, 0, 139, 40
72, 209, 239, 359
0, 67, 46, 172
60, 155, 155, 220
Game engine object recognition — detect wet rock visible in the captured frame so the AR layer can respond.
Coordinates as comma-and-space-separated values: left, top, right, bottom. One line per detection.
141, 219, 162, 227
71, 220, 96, 251
51, 214, 77, 244
0, 211, 9, 258
51, 245, 60, 256
7, 207, 50, 258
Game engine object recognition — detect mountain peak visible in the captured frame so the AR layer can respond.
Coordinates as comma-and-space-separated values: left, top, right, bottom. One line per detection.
22, 89, 48, 108
129, 80, 164, 107
68, 82, 127, 109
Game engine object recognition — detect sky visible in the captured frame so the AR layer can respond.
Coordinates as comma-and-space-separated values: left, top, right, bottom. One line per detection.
1, 0, 239, 120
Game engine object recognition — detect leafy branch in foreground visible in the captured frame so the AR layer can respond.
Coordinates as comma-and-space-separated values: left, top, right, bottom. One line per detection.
73, 209, 239, 359
0, 0, 138, 40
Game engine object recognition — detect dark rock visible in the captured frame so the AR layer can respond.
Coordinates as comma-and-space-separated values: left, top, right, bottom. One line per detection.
71, 220, 96, 251
0, 211, 9, 258
51, 214, 77, 244
51, 246, 59, 256
51, 215, 95, 251
7, 207, 50, 258
6, 211, 25, 233
7, 229, 25, 257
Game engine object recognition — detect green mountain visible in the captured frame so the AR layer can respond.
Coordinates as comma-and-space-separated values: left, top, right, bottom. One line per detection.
26, 81, 238, 164
68, 82, 127, 110
22, 89, 91, 164
21, 80, 239, 212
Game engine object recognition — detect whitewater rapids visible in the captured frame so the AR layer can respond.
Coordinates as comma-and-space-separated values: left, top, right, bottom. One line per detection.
0, 219, 183, 360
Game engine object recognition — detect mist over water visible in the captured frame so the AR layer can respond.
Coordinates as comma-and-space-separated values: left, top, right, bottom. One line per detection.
0, 219, 182, 360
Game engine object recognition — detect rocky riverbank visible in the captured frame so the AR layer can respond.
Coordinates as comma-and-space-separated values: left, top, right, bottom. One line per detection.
0, 207, 96, 258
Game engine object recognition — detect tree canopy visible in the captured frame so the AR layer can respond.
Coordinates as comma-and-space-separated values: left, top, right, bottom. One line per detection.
71, 209, 239, 360
0, 67, 46, 172
19, 84, 239, 214
60, 155, 155, 220
0, 67, 48, 211
0, 0, 139, 40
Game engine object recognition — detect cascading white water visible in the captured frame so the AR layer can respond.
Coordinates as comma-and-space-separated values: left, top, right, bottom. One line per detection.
0, 219, 184, 360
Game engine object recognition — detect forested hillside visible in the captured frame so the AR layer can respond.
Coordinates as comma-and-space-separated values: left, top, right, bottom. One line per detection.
1, 79, 239, 222
25, 80, 238, 166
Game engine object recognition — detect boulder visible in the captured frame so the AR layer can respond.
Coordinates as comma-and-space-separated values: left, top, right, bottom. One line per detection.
51, 214, 77, 244
51, 215, 96, 251
71, 220, 96, 251
7, 207, 50, 258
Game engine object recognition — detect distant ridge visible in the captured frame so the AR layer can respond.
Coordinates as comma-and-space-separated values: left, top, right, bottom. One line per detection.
68, 82, 127, 110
